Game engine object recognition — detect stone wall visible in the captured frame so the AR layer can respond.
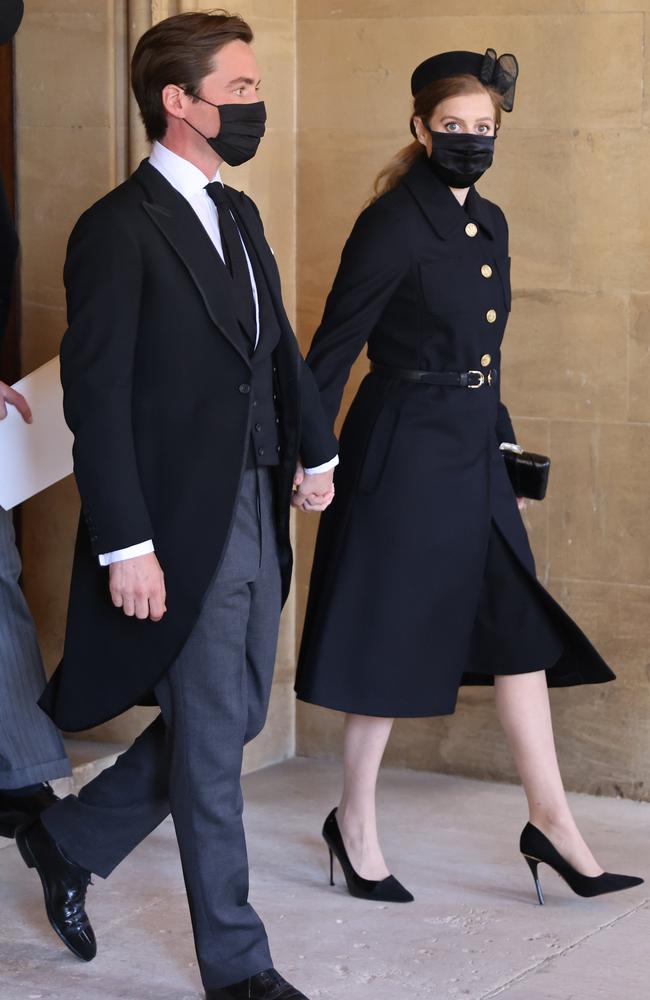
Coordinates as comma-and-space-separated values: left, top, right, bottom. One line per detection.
12, 2, 650, 797
14, 0, 297, 770
295, 2, 650, 800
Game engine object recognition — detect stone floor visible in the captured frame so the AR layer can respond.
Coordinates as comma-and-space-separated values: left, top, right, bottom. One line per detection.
0, 757, 648, 1000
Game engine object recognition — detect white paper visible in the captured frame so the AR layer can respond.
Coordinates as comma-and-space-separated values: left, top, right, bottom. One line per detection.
0, 357, 74, 510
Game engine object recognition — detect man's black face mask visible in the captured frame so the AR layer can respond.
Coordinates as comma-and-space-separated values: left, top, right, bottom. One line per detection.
184, 95, 267, 167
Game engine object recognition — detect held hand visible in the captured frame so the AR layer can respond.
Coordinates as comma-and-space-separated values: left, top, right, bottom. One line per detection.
293, 462, 305, 490
0, 381, 33, 423
291, 468, 335, 513
109, 553, 167, 622
517, 496, 527, 512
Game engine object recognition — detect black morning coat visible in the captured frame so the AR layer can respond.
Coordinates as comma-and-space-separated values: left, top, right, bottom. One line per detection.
295, 154, 615, 719
39, 160, 337, 732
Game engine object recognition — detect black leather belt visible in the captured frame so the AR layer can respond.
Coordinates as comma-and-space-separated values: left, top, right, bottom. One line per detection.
370, 362, 498, 389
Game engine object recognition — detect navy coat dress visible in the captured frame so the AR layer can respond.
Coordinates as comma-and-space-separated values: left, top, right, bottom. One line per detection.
295, 155, 614, 718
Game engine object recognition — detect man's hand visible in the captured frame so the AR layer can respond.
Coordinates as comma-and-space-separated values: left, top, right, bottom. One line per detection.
0, 381, 32, 423
109, 552, 167, 622
517, 496, 527, 512
291, 463, 335, 513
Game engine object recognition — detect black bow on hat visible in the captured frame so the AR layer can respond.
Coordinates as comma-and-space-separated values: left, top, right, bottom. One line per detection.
411, 48, 519, 112
0, 1, 24, 46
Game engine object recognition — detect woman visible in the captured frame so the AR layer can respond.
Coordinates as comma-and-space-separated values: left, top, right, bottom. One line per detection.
295, 49, 643, 905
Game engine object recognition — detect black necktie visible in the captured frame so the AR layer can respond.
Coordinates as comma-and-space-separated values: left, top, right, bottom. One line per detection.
205, 182, 256, 345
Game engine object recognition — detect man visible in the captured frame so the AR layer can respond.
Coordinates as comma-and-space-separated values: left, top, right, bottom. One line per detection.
16, 12, 336, 1000
0, 0, 71, 839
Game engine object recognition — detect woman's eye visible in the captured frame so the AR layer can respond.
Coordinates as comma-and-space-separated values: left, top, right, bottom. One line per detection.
477, 124, 490, 134
446, 122, 460, 132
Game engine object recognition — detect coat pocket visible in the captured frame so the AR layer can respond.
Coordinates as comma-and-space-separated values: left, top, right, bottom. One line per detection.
357, 400, 401, 496
418, 254, 466, 319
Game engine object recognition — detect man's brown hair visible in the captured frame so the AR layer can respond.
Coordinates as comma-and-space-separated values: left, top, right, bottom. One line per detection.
131, 10, 253, 143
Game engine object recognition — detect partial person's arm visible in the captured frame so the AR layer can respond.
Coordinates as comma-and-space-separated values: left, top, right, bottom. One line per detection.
0, 178, 19, 354
496, 396, 517, 448
61, 208, 165, 619
290, 360, 339, 512
0, 381, 32, 423
306, 199, 411, 428
493, 206, 517, 450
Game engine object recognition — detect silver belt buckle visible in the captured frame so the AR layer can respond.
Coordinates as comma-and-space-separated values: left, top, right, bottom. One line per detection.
467, 371, 485, 389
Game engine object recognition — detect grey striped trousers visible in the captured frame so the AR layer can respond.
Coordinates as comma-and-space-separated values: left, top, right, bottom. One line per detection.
0, 505, 70, 789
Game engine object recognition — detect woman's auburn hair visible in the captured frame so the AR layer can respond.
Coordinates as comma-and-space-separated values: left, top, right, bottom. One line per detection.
371, 74, 503, 203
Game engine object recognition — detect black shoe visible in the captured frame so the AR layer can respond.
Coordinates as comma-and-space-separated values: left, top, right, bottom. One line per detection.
206, 968, 309, 999
0, 783, 59, 838
322, 807, 414, 903
520, 822, 644, 904
15, 818, 96, 961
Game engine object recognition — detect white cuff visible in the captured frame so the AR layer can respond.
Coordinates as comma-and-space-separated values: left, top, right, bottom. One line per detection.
98, 539, 155, 566
499, 442, 523, 454
304, 456, 339, 475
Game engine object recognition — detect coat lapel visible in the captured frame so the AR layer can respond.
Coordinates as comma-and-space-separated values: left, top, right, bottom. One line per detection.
465, 186, 496, 240
225, 187, 295, 341
403, 157, 465, 240
133, 160, 251, 367
403, 156, 495, 241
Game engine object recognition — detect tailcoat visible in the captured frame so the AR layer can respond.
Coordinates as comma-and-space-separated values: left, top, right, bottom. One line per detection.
295, 156, 614, 718
40, 160, 336, 732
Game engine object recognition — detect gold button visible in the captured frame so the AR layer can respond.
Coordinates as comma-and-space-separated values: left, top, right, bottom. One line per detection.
486, 309, 497, 323
465, 222, 478, 237
481, 353, 492, 368
481, 264, 493, 278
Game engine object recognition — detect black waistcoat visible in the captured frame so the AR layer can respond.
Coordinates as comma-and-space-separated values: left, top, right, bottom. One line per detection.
241, 231, 282, 468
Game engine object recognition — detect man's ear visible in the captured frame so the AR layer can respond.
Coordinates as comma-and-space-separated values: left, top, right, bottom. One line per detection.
161, 83, 188, 121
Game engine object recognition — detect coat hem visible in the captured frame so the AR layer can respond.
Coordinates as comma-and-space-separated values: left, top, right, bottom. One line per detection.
295, 689, 458, 720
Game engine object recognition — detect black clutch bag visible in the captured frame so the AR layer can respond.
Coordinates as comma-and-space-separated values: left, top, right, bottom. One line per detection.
503, 449, 551, 501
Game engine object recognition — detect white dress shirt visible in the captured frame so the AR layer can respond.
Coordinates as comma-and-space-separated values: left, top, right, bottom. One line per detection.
99, 142, 337, 566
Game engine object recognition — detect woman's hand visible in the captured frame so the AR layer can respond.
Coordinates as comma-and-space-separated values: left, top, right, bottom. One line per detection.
292, 464, 335, 512
517, 496, 527, 512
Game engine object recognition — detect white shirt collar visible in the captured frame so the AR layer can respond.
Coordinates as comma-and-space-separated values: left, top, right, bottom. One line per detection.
149, 141, 222, 199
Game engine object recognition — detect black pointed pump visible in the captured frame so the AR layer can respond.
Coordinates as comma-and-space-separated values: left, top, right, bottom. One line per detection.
520, 822, 644, 905
322, 808, 414, 903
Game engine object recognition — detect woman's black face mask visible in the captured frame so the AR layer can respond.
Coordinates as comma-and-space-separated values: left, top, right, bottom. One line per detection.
423, 126, 495, 188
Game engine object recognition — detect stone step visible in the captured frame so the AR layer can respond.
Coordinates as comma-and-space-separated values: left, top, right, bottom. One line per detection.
53, 737, 128, 797
0, 738, 126, 850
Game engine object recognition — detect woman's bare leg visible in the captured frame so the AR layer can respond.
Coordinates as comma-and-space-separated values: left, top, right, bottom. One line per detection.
336, 713, 394, 880
495, 671, 603, 875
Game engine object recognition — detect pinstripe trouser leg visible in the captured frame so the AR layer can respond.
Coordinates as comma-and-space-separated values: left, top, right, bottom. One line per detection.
0, 506, 70, 789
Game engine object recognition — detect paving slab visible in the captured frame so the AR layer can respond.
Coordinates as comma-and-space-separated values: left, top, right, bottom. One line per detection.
0, 757, 647, 1000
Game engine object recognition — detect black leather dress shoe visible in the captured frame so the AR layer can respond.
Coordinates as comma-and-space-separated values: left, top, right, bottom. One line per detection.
15, 818, 96, 962
0, 784, 59, 838
206, 968, 310, 999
